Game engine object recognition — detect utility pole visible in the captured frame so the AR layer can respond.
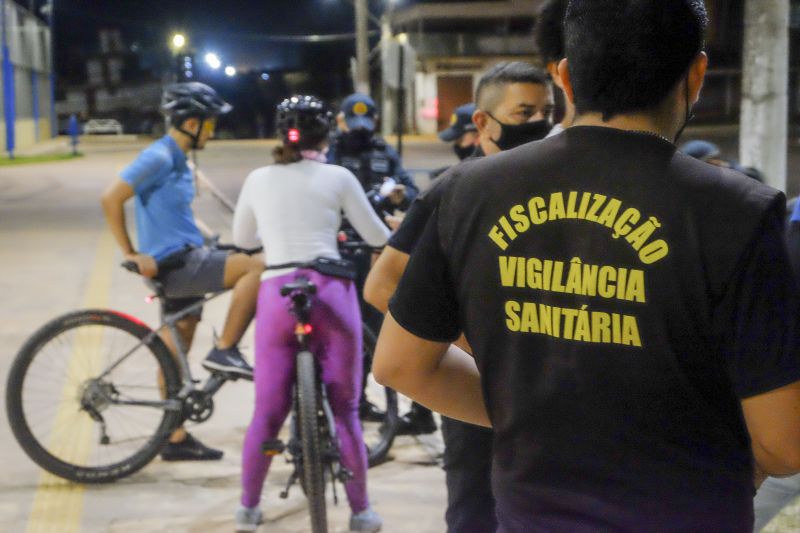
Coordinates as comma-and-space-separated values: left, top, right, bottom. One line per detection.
355, 0, 369, 95
739, 0, 790, 191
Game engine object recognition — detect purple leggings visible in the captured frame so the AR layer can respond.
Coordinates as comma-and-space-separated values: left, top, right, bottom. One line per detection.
240, 269, 369, 513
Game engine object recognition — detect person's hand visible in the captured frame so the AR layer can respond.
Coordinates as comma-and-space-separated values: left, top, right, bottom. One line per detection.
385, 214, 404, 231
388, 184, 407, 206
126, 253, 158, 278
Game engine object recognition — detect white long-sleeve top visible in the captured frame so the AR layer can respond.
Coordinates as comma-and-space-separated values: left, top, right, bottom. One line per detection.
233, 159, 390, 279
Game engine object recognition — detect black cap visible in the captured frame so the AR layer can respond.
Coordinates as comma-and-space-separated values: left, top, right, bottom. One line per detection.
439, 103, 477, 142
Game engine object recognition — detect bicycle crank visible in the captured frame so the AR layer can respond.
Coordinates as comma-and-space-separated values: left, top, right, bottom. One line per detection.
183, 391, 214, 422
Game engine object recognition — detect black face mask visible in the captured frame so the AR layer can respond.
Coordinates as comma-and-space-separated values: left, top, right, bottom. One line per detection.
487, 113, 552, 151
339, 128, 373, 153
453, 143, 475, 160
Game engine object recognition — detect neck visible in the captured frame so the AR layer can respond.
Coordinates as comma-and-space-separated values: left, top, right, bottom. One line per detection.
479, 137, 500, 156
572, 112, 674, 142
168, 128, 193, 153
560, 102, 576, 129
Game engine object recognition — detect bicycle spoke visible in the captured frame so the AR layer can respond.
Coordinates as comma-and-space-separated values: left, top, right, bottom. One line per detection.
18, 318, 172, 471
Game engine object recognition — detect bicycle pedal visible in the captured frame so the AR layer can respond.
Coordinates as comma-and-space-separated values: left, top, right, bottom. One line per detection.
261, 439, 286, 456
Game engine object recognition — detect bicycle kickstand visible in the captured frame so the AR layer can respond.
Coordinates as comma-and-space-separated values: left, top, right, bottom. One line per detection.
279, 470, 298, 499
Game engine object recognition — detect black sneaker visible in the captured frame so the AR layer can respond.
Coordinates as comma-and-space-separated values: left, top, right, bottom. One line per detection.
160, 433, 223, 461
202, 346, 254, 380
359, 400, 386, 422
396, 409, 437, 436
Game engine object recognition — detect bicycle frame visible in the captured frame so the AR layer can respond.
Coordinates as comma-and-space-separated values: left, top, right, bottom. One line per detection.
94, 288, 232, 411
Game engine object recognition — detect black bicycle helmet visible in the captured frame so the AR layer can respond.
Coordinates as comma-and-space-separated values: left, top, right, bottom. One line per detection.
161, 82, 232, 124
276, 95, 332, 149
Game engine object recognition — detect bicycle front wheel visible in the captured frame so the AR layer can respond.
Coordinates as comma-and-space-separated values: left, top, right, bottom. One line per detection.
6, 309, 182, 483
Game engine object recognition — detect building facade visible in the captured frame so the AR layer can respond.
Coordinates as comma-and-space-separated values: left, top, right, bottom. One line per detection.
387, 0, 800, 135
1, 0, 54, 155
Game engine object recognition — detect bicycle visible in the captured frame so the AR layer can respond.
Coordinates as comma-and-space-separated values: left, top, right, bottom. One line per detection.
260, 271, 356, 533
5, 245, 397, 484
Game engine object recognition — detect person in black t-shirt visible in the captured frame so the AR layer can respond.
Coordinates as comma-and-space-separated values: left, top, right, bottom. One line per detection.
392, 102, 481, 438
373, 1, 800, 532
365, 62, 553, 533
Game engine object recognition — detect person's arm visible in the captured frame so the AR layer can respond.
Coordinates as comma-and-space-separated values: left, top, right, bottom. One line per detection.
374, 312, 490, 427
364, 246, 409, 313
722, 207, 800, 477
385, 145, 419, 204
742, 383, 800, 476
100, 179, 158, 277
340, 170, 390, 247
232, 174, 261, 250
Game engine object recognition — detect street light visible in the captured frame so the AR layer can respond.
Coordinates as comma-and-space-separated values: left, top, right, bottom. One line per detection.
224, 65, 236, 77
205, 52, 221, 70
171, 33, 186, 50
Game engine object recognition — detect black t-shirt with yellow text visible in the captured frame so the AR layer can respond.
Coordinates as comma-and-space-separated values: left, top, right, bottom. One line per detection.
389, 126, 800, 532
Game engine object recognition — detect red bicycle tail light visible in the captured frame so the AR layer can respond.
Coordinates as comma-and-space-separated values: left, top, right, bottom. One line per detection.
288, 128, 300, 143
304, 324, 313, 335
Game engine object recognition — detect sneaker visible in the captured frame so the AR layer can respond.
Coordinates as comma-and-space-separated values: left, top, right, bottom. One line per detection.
203, 346, 254, 380
349, 507, 382, 532
160, 433, 223, 461
235, 505, 263, 532
395, 408, 437, 436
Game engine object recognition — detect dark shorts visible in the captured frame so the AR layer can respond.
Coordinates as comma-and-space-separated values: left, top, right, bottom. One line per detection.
156, 247, 227, 318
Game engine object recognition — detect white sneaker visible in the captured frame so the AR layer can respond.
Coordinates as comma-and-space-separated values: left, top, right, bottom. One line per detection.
349, 507, 383, 532
235, 505, 263, 532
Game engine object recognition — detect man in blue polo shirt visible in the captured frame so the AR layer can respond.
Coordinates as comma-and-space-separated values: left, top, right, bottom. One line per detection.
101, 82, 263, 461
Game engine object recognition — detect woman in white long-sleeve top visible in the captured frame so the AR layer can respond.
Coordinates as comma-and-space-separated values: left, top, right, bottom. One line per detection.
232, 95, 389, 533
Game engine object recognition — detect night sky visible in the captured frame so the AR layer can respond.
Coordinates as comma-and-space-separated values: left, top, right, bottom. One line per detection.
49, 0, 419, 74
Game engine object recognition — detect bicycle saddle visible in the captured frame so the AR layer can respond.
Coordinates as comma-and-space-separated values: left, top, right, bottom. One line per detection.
121, 261, 167, 298
280, 278, 317, 297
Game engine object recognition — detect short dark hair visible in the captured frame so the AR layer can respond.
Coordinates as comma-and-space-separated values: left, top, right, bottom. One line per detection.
535, 0, 569, 65
565, 0, 708, 120
475, 61, 549, 112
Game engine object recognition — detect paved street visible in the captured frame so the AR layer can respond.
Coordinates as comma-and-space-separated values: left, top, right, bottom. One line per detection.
0, 137, 451, 533
3, 133, 800, 532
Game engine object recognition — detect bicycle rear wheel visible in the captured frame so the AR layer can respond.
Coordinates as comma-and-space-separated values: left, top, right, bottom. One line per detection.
361, 324, 398, 467
6, 309, 182, 483
297, 350, 328, 533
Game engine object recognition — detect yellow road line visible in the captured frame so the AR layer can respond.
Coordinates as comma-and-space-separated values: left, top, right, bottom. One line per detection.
26, 230, 116, 533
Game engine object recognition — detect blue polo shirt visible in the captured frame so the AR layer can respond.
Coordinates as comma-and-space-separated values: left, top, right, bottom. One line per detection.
120, 135, 203, 261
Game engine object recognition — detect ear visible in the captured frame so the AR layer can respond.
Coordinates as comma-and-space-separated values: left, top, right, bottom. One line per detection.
557, 59, 575, 107
472, 109, 490, 134
689, 52, 708, 105
547, 61, 564, 90
336, 112, 348, 131
181, 117, 199, 134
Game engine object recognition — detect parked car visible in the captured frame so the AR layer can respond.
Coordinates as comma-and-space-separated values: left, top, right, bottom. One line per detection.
83, 119, 123, 135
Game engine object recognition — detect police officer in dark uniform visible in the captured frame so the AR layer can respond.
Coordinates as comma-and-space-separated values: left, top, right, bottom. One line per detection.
328, 92, 419, 421
328, 93, 419, 210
